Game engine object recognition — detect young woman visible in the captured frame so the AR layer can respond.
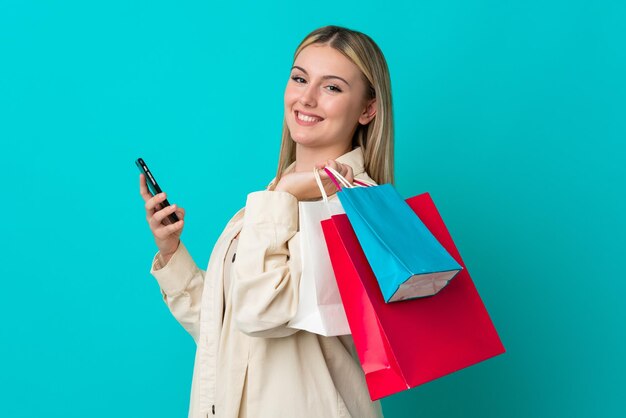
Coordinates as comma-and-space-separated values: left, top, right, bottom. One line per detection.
139, 25, 394, 418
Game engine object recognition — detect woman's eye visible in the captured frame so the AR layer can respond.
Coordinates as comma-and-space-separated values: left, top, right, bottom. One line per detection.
290, 76, 342, 93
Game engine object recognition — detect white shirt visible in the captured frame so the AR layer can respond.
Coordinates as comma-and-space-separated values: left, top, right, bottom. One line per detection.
150, 147, 384, 418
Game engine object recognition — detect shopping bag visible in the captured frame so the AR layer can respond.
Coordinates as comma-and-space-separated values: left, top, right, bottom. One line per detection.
324, 167, 462, 302
287, 169, 371, 336
321, 192, 505, 400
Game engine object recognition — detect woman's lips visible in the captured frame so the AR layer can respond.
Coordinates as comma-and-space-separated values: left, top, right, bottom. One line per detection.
295, 110, 323, 126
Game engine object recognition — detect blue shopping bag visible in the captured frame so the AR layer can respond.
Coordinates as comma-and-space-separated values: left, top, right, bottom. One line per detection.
324, 167, 462, 303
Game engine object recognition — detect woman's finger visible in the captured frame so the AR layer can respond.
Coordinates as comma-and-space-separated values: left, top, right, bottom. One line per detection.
344, 164, 354, 184
317, 163, 335, 186
324, 160, 342, 185
326, 159, 351, 181
326, 159, 357, 188
154, 219, 184, 239
145, 192, 167, 217
150, 204, 178, 227
139, 174, 153, 201
326, 159, 339, 173
336, 161, 350, 179
317, 166, 329, 181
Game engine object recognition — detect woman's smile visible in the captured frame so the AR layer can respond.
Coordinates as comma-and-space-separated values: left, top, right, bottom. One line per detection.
295, 110, 324, 126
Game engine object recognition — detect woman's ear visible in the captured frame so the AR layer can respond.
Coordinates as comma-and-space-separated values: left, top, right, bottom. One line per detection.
358, 98, 377, 125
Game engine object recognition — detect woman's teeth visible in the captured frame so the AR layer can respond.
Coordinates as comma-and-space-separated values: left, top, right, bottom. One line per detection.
297, 112, 322, 122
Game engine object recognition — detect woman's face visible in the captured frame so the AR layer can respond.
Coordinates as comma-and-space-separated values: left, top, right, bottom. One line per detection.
284, 44, 376, 149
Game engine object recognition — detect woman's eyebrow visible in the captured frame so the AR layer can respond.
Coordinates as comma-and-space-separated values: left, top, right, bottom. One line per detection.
291, 65, 350, 87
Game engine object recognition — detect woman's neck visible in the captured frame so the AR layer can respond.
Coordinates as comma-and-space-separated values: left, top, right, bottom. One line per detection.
293, 143, 353, 173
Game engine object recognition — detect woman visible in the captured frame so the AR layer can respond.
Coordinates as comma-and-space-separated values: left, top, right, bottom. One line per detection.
139, 25, 394, 418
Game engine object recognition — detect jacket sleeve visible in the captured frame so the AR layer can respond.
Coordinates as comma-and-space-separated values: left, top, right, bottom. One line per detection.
150, 241, 205, 344
231, 190, 302, 338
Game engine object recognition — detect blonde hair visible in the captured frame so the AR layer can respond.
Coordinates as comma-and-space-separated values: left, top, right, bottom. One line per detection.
275, 25, 395, 185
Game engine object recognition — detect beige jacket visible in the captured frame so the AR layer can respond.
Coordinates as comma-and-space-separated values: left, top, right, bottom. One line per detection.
149, 147, 384, 418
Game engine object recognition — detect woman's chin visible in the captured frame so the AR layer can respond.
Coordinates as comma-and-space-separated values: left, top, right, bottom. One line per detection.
290, 134, 320, 147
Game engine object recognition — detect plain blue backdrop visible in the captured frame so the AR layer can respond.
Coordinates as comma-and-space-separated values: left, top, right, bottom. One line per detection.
1, 1, 624, 417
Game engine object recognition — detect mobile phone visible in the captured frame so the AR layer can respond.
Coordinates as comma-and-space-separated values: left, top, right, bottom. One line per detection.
136, 158, 180, 224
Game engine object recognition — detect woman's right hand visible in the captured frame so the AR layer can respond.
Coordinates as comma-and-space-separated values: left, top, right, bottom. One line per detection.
139, 173, 185, 263
273, 159, 354, 201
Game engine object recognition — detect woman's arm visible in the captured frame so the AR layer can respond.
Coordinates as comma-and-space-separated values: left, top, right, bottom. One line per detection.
231, 190, 302, 338
150, 241, 205, 344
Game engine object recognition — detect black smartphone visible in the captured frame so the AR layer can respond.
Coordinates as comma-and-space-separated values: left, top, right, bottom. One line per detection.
136, 158, 180, 224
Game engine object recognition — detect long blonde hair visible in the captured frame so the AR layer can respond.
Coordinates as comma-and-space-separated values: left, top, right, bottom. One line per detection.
275, 25, 395, 185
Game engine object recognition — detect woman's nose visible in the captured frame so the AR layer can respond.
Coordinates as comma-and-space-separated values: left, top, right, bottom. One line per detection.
298, 84, 317, 107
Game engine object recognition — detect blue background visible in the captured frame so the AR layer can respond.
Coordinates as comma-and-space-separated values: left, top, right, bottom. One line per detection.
1, 1, 624, 417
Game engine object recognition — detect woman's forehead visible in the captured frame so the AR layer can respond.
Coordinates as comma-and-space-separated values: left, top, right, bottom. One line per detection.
293, 44, 360, 80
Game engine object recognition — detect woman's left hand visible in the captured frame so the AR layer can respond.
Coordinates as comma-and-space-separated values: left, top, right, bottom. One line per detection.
273, 159, 354, 201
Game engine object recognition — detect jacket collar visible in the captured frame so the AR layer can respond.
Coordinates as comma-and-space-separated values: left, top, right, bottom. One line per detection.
266, 146, 366, 190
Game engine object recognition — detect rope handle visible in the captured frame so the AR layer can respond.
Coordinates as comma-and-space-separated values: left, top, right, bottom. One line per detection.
312, 164, 376, 204
315, 166, 355, 202
353, 178, 377, 187
315, 166, 369, 202
313, 168, 330, 202
324, 166, 353, 191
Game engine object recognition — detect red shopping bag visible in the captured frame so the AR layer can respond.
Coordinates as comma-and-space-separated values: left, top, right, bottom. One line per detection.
321, 192, 505, 400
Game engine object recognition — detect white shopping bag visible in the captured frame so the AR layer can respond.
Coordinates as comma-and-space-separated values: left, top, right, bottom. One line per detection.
287, 168, 375, 336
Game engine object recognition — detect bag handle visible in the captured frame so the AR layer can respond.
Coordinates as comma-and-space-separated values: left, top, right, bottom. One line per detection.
324, 166, 377, 189
315, 167, 352, 202
324, 166, 356, 191
313, 167, 331, 202
314, 166, 373, 203
353, 178, 377, 187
